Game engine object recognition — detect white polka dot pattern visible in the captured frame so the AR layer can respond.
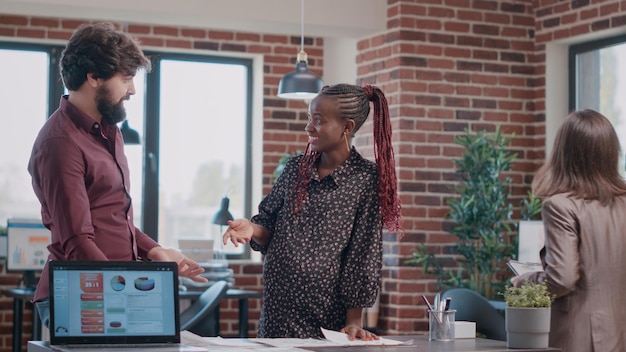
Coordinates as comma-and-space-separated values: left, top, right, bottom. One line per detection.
251, 149, 383, 338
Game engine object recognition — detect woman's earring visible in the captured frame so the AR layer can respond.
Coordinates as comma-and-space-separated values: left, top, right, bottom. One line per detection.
344, 131, 350, 152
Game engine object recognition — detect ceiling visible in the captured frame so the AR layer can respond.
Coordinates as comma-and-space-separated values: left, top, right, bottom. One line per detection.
0, 0, 387, 39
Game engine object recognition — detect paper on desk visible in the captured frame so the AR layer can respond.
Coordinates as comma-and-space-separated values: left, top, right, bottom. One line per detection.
257, 338, 344, 348
321, 327, 408, 346
182, 332, 310, 351
198, 337, 310, 351
181, 330, 215, 347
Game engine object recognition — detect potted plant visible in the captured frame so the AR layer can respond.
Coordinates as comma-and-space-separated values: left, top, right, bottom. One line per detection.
407, 127, 538, 300
503, 282, 553, 348
272, 150, 303, 184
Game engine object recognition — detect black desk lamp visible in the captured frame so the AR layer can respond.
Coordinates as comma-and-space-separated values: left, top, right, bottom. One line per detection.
212, 196, 234, 263
212, 196, 234, 226
120, 120, 141, 145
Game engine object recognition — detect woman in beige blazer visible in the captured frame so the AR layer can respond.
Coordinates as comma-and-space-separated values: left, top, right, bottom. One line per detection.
513, 109, 626, 352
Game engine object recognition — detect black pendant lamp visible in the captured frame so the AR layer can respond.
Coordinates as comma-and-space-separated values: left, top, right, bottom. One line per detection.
277, 0, 323, 101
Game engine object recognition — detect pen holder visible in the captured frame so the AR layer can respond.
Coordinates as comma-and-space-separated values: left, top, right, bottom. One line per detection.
428, 309, 456, 341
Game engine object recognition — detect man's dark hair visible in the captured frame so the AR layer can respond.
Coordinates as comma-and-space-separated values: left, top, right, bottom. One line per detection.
60, 22, 151, 91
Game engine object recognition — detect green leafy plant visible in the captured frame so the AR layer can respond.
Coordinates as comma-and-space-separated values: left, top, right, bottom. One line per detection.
520, 191, 542, 221
272, 150, 303, 184
407, 127, 534, 300
504, 282, 553, 308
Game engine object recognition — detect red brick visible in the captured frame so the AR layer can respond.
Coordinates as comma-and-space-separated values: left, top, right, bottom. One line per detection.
154, 26, 179, 36
181, 28, 206, 38
30, 18, 59, 28
0, 15, 28, 25
16, 28, 45, 38
128, 24, 150, 34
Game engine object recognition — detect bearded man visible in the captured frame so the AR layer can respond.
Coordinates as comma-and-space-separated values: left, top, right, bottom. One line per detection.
28, 22, 207, 329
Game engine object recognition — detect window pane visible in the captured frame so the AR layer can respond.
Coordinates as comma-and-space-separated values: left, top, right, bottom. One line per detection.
575, 41, 626, 172
0, 49, 49, 224
157, 59, 247, 257
121, 69, 146, 226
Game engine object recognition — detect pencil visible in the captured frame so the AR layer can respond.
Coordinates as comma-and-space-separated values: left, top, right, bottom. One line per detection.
422, 295, 442, 324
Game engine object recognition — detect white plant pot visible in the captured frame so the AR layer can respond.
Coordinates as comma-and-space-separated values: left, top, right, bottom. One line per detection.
505, 307, 550, 349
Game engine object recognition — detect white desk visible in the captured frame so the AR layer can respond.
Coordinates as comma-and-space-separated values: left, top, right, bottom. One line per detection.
27, 336, 561, 352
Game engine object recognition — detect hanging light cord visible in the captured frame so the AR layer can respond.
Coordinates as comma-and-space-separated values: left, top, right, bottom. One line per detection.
300, 0, 304, 52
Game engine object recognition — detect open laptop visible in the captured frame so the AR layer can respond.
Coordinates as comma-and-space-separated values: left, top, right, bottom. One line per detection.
48, 260, 207, 352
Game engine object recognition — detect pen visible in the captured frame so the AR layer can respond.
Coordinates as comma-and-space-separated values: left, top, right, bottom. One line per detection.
444, 297, 451, 311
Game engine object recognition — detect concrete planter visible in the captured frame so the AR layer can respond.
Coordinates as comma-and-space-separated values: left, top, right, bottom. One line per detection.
505, 307, 550, 349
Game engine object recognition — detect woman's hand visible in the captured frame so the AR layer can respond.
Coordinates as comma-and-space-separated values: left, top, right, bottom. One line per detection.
147, 247, 208, 283
511, 271, 544, 288
340, 324, 379, 341
223, 218, 254, 247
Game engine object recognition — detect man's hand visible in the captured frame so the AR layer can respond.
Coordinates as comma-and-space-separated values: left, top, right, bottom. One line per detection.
147, 247, 208, 283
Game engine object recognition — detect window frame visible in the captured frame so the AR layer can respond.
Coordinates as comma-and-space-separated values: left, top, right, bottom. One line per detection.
568, 34, 626, 111
142, 51, 254, 259
1, 41, 255, 259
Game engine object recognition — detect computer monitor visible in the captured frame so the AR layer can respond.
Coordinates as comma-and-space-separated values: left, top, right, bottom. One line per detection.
6, 218, 51, 288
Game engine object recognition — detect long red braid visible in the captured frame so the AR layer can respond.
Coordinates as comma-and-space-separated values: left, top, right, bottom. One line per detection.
363, 85, 403, 234
290, 84, 403, 235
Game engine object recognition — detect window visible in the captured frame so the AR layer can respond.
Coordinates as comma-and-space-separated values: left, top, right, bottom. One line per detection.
0, 43, 63, 226
142, 54, 253, 258
1, 43, 254, 259
569, 34, 626, 170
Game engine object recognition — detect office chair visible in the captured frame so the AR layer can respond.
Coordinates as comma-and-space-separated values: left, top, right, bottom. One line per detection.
436, 287, 506, 341
179, 280, 229, 336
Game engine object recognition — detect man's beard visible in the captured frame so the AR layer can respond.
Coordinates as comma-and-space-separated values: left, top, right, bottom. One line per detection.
96, 85, 128, 125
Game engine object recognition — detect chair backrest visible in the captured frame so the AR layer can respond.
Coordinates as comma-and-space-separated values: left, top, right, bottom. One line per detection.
179, 281, 229, 335
436, 288, 506, 341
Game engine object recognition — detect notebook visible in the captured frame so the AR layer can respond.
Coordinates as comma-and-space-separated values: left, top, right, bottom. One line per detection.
48, 260, 207, 352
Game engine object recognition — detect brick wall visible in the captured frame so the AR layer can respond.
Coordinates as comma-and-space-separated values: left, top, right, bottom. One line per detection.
0, 264, 25, 351
352, 0, 626, 335
361, 0, 539, 333
1, 0, 626, 349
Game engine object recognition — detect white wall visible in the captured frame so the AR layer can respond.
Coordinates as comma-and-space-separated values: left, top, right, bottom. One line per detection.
0, 0, 386, 38
0, 0, 382, 90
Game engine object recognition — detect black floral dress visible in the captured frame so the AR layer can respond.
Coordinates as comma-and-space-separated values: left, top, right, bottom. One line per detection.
250, 148, 383, 338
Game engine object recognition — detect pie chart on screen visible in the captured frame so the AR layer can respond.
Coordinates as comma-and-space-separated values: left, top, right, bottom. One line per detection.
110, 275, 126, 291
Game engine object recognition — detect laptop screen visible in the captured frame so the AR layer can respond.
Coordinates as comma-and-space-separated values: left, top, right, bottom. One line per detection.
49, 260, 181, 345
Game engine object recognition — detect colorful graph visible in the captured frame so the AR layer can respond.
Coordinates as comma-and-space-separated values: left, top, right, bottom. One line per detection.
134, 277, 155, 291
110, 275, 126, 291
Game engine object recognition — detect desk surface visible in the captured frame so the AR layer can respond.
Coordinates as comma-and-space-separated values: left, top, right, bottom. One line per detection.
306, 335, 560, 352
28, 336, 560, 352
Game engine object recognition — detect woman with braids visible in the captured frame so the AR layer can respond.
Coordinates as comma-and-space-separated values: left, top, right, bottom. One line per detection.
223, 83, 402, 339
